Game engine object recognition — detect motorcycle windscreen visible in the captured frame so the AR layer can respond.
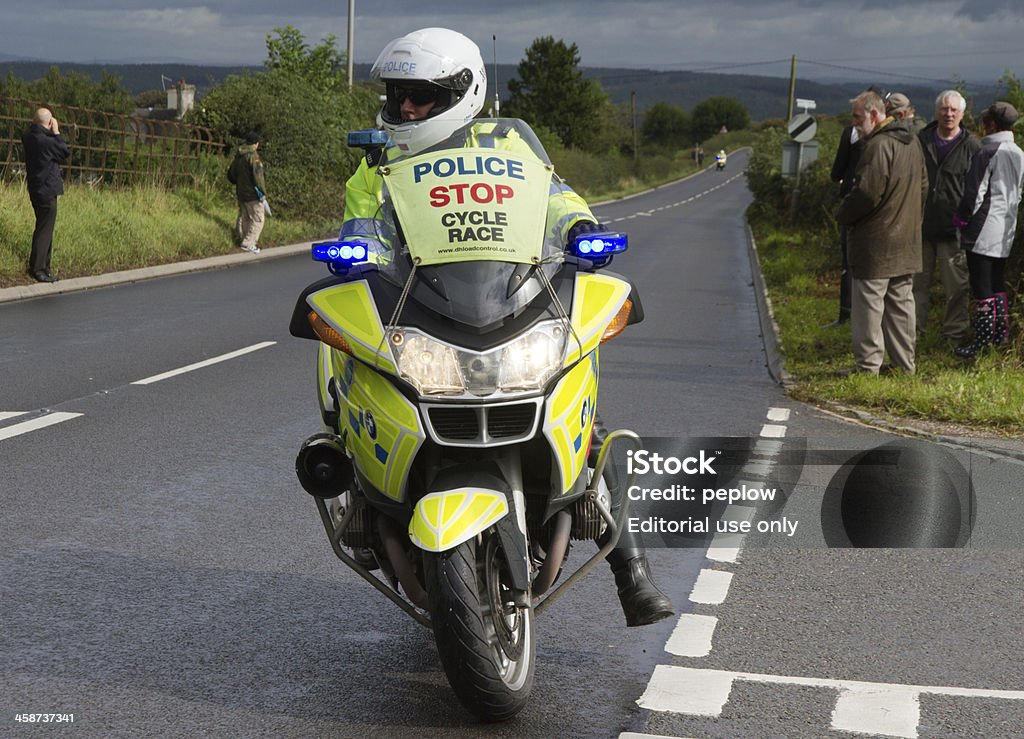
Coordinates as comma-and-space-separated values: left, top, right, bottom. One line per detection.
374, 120, 579, 329
382, 147, 551, 266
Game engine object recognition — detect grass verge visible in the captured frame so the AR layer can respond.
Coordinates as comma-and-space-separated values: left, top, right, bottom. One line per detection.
752, 217, 1024, 435
0, 183, 334, 287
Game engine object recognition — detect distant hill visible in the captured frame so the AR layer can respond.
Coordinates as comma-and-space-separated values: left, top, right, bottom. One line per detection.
2, 60, 1001, 123
1, 61, 255, 99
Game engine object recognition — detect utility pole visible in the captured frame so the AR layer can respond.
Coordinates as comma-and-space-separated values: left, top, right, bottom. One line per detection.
631, 91, 639, 162
786, 54, 796, 120
346, 0, 355, 92
492, 35, 500, 116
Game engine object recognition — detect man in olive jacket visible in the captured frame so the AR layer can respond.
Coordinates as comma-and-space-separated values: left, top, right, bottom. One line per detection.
915, 90, 979, 343
836, 90, 928, 375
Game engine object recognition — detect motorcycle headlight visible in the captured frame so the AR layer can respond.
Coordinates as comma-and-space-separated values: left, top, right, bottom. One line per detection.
390, 321, 568, 397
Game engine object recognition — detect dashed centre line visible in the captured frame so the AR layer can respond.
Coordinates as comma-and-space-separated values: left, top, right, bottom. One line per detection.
0, 412, 83, 441
604, 170, 745, 224
4, 341, 277, 442
132, 341, 276, 385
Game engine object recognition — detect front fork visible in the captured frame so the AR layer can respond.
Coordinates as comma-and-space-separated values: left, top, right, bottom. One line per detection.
311, 430, 642, 627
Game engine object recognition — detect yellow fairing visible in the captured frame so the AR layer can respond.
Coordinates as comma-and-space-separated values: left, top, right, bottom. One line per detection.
306, 281, 398, 375
332, 349, 425, 502
409, 488, 509, 552
543, 354, 598, 494
565, 273, 631, 365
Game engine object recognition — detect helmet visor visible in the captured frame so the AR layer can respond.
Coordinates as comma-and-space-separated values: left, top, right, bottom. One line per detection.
382, 82, 453, 124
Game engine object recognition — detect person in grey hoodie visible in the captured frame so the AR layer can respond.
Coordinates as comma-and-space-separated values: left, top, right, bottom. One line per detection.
953, 102, 1024, 358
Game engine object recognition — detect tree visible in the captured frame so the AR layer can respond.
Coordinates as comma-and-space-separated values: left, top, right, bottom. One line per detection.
690, 96, 750, 142
641, 102, 690, 147
134, 89, 167, 109
187, 28, 379, 218
1000, 71, 1024, 121
503, 37, 611, 151
264, 25, 348, 93
0, 66, 133, 113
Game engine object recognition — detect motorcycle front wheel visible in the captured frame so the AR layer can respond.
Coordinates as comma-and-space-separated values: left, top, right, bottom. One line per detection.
425, 530, 535, 721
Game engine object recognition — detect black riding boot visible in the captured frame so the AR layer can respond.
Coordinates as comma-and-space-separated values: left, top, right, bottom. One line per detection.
591, 416, 675, 627
606, 547, 675, 627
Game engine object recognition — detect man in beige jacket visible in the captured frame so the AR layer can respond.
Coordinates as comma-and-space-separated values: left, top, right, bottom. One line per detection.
836, 90, 928, 375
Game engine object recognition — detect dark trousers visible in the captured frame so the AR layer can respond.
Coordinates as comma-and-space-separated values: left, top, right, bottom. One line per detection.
839, 226, 852, 316
966, 250, 1007, 299
29, 197, 58, 275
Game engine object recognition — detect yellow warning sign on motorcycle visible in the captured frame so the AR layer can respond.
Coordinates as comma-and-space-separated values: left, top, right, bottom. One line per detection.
383, 148, 551, 265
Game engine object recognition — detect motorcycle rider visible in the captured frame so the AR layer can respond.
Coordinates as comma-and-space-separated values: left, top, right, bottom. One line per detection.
339, 27, 674, 627
715, 149, 727, 170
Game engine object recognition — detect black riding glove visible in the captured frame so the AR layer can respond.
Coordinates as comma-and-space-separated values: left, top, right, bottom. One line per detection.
565, 220, 605, 251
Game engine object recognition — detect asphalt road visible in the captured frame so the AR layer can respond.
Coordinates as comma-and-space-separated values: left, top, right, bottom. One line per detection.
3, 152, 1023, 738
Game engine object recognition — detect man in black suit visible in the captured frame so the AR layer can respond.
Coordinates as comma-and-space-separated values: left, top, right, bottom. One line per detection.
22, 107, 69, 282
827, 121, 861, 326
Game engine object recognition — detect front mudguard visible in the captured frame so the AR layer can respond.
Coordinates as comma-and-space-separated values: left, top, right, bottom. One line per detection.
408, 463, 531, 592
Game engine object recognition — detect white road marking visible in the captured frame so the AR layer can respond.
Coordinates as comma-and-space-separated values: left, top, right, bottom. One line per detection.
832, 685, 920, 738
603, 171, 745, 223
665, 614, 717, 657
766, 407, 791, 422
0, 411, 29, 421
689, 568, 733, 604
753, 438, 784, 456
0, 412, 83, 441
639, 665, 1024, 738
132, 341, 276, 385
638, 664, 734, 716
760, 423, 787, 437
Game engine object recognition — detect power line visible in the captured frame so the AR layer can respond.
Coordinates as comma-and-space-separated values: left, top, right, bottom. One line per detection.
801, 59, 968, 86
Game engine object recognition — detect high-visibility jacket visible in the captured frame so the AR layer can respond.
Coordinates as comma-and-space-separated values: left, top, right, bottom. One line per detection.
340, 121, 596, 247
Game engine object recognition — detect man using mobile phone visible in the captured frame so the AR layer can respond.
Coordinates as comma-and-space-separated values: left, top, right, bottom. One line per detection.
22, 107, 69, 282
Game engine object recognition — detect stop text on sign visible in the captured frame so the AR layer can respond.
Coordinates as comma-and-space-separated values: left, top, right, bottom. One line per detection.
430, 182, 514, 207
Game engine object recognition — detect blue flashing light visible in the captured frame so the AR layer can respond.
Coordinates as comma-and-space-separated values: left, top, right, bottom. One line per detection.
347, 129, 389, 149
572, 231, 628, 260
312, 240, 369, 268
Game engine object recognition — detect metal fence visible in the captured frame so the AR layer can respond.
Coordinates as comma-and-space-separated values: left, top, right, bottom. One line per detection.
0, 96, 224, 188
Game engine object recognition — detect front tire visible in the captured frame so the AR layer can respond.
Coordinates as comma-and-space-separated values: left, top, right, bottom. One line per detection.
425, 531, 535, 721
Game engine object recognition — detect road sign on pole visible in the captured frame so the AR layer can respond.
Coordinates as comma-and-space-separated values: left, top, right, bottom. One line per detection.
788, 113, 817, 143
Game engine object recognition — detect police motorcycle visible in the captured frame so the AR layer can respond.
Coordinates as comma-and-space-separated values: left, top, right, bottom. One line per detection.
289, 119, 645, 721
715, 150, 727, 171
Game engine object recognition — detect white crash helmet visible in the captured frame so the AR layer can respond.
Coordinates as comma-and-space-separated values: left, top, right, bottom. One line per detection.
371, 28, 486, 155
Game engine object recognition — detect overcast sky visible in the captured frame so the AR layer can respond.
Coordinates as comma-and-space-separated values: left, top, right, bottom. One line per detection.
2, 1, 1022, 86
